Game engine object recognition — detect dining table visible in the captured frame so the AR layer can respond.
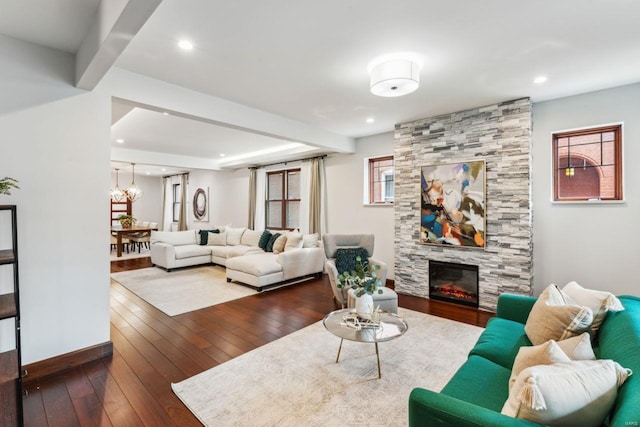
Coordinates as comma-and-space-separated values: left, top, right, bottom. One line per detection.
111, 225, 159, 257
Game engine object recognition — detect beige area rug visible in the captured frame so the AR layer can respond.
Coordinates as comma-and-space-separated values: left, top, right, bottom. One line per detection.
111, 266, 257, 316
172, 308, 483, 427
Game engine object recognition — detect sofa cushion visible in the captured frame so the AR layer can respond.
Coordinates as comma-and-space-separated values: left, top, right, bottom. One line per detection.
272, 234, 287, 254
510, 340, 571, 388
284, 231, 303, 251
441, 355, 512, 412
468, 317, 532, 369
556, 332, 596, 360
207, 231, 227, 246
173, 245, 212, 260
266, 233, 281, 252
258, 230, 272, 250
151, 230, 197, 246
240, 229, 262, 247
226, 227, 246, 246
302, 233, 319, 248
210, 245, 231, 258
502, 360, 632, 427
562, 281, 624, 337
226, 245, 263, 258
226, 254, 282, 276
335, 247, 369, 275
524, 284, 593, 345
198, 229, 219, 245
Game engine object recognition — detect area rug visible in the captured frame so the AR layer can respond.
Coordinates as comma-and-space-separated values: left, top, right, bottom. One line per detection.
172, 308, 483, 426
110, 246, 150, 261
111, 265, 257, 316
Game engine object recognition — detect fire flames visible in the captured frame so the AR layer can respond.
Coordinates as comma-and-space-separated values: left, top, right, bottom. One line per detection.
432, 282, 477, 301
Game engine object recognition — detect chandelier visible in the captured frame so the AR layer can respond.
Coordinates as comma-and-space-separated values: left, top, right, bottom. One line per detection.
110, 163, 143, 202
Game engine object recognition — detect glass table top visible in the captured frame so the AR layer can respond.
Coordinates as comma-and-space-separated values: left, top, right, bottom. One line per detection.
322, 308, 408, 343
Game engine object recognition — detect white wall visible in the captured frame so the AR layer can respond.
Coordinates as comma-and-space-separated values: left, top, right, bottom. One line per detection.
532, 83, 640, 296
0, 35, 111, 364
325, 132, 396, 279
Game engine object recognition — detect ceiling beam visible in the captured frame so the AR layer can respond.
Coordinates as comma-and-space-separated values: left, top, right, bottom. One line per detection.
75, 0, 162, 90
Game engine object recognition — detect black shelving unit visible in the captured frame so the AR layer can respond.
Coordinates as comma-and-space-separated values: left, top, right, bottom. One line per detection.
0, 205, 23, 426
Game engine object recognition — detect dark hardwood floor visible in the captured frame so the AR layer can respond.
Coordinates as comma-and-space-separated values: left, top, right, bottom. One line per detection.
22, 258, 493, 426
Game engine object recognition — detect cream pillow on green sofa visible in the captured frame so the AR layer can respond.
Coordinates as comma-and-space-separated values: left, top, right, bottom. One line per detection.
562, 281, 624, 336
524, 284, 593, 345
502, 360, 632, 427
509, 333, 596, 388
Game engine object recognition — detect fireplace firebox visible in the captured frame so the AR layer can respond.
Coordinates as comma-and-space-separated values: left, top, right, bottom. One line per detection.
429, 260, 479, 308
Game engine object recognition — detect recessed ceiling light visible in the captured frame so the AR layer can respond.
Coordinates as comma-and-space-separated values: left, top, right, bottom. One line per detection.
162, 168, 167, 172
146, 172, 151, 175
178, 39, 194, 51
219, 153, 226, 157
162, 111, 169, 116
534, 75, 548, 84
116, 139, 124, 143
366, 118, 375, 124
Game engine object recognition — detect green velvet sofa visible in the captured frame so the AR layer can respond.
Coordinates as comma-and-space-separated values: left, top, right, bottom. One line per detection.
409, 294, 640, 426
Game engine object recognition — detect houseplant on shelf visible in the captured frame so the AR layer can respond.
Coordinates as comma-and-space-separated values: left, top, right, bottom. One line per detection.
117, 214, 136, 229
0, 177, 19, 195
337, 256, 383, 320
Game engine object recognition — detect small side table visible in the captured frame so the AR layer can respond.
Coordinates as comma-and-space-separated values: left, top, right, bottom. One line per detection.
323, 308, 408, 378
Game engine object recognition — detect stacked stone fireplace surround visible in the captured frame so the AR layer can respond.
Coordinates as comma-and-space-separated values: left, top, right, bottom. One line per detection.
394, 97, 533, 311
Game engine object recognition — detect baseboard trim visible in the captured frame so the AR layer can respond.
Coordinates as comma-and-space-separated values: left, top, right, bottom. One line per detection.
22, 341, 113, 385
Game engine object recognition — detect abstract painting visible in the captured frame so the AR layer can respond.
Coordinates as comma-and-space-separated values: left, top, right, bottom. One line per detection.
420, 160, 486, 249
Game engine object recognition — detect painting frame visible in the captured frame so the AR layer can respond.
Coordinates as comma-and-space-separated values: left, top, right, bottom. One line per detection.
192, 187, 209, 222
420, 160, 486, 249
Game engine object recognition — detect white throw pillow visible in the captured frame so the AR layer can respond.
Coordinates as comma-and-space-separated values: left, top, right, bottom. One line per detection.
272, 234, 288, 254
302, 233, 319, 248
562, 281, 624, 336
556, 332, 596, 361
502, 360, 632, 427
225, 227, 246, 246
240, 229, 263, 247
524, 284, 593, 345
284, 231, 303, 251
509, 341, 571, 388
207, 231, 227, 246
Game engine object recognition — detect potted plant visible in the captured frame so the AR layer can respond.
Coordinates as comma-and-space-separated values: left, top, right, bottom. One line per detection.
337, 256, 383, 319
0, 177, 19, 195
117, 214, 136, 229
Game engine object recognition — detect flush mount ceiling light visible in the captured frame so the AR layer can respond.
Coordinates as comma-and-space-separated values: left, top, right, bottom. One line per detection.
534, 75, 548, 84
369, 59, 420, 97
178, 39, 194, 50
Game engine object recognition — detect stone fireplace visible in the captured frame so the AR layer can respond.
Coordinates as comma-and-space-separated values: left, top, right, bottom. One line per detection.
393, 98, 534, 311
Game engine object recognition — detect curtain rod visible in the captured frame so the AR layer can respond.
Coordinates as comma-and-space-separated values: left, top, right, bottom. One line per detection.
162, 172, 190, 179
248, 154, 327, 170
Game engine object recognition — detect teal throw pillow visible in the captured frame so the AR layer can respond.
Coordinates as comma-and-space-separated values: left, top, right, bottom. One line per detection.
258, 230, 272, 250
266, 233, 281, 252
198, 229, 219, 245
335, 247, 369, 275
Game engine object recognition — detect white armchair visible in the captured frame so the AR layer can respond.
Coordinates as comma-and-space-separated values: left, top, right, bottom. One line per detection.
323, 234, 397, 313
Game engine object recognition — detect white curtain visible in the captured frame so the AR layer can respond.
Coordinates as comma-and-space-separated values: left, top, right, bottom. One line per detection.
178, 173, 189, 231
254, 168, 266, 231
161, 177, 172, 231
299, 162, 310, 234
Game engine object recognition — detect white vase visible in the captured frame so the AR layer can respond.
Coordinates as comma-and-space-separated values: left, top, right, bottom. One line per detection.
355, 293, 374, 320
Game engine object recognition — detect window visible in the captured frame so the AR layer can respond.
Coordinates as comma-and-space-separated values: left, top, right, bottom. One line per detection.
172, 183, 181, 222
552, 124, 622, 202
367, 155, 394, 204
266, 169, 300, 229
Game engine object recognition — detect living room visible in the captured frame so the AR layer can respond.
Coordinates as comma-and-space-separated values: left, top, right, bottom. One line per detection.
1, 1, 639, 426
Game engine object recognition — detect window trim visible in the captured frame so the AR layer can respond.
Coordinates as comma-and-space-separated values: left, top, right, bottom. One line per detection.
551, 122, 624, 204
365, 155, 395, 206
172, 183, 181, 222
266, 168, 301, 230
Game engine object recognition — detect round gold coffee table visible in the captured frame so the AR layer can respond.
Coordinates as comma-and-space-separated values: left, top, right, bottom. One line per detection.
322, 308, 408, 379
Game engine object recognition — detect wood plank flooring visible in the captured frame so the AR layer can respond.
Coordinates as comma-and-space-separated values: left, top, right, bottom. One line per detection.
22, 258, 493, 426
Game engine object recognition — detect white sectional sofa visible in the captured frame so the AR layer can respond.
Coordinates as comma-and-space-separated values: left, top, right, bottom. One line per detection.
150, 228, 325, 291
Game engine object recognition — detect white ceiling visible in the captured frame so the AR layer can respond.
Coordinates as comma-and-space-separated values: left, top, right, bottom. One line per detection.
2, 0, 640, 171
